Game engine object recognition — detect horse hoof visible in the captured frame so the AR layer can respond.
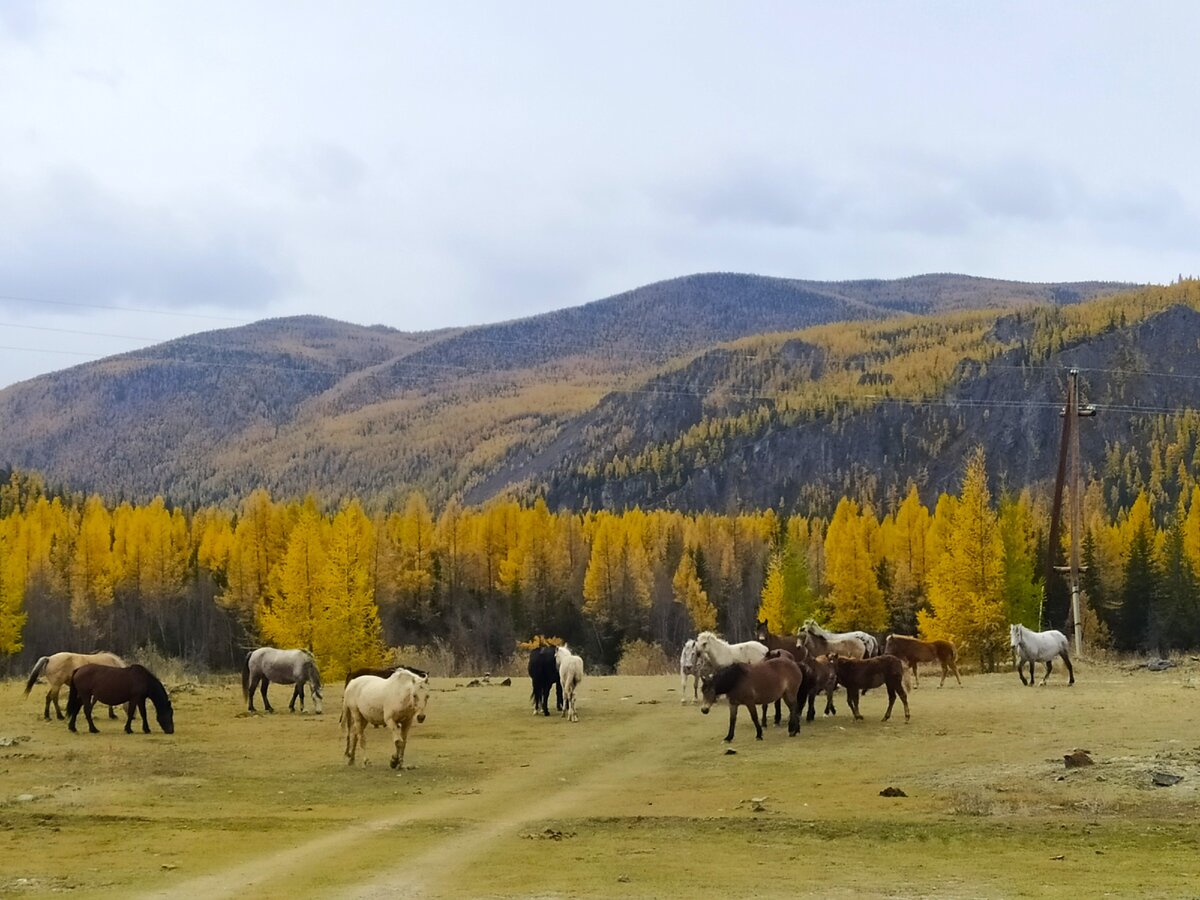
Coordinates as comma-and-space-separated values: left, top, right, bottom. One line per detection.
390, 758, 400, 770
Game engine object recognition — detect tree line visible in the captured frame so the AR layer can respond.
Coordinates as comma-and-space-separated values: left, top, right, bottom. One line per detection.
2, 448, 1198, 677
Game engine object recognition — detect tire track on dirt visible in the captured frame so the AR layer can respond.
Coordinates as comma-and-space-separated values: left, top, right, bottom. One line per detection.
142, 713, 666, 900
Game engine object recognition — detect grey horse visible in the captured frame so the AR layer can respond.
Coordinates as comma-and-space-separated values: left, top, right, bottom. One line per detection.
242, 647, 323, 714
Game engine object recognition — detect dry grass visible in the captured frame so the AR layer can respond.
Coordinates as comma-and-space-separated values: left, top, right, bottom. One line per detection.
2, 658, 1200, 898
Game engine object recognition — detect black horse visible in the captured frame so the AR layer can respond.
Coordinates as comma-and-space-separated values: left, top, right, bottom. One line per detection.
67, 663, 174, 734
528, 645, 563, 716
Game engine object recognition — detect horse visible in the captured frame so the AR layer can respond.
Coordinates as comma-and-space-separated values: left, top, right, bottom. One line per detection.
341, 668, 430, 769
883, 634, 961, 688
756, 620, 839, 719
242, 647, 323, 714
700, 655, 806, 741
1010, 623, 1075, 686
24, 651, 127, 721
343, 664, 430, 686
66, 664, 174, 735
679, 639, 709, 704
528, 644, 563, 716
556, 643, 585, 723
827, 653, 910, 722
800, 620, 874, 658
694, 631, 768, 674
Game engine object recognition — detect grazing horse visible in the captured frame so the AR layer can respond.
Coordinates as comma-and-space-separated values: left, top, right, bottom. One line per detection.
556, 643, 585, 723
67, 664, 174, 735
341, 668, 430, 769
343, 664, 430, 686
679, 639, 709, 704
828, 653, 910, 722
242, 647, 323, 714
755, 621, 838, 721
528, 644, 563, 716
700, 655, 806, 741
884, 634, 961, 688
1010, 624, 1075, 686
24, 651, 126, 721
694, 632, 768, 674
800, 620, 873, 658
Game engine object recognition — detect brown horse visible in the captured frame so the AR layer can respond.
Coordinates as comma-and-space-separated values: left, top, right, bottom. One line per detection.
700, 656, 806, 741
884, 634, 961, 688
24, 651, 126, 720
757, 621, 839, 719
67, 664, 174, 735
828, 653, 910, 723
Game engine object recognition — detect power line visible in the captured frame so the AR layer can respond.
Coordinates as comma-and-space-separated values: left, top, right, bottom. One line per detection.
0, 293, 252, 323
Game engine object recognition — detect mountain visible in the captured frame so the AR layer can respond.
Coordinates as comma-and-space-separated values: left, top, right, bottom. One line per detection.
0, 272, 1137, 508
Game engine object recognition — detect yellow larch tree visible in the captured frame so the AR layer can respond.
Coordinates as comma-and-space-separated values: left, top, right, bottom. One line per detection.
0, 515, 28, 654
70, 495, 116, 631
259, 508, 330, 653
919, 447, 1008, 670
673, 550, 716, 632
320, 500, 385, 679
823, 497, 887, 631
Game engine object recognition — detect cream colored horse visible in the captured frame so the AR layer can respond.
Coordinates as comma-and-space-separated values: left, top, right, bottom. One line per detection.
555, 643, 585, 722
24, 651, 126, 720
341, 668, 430, 770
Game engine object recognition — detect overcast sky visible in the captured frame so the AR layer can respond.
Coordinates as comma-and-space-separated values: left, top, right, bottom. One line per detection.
1, 2, 1197, 388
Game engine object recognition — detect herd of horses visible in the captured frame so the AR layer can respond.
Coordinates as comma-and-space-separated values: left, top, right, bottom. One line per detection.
18, 620, 1077, 768
678, 619, 1075, 742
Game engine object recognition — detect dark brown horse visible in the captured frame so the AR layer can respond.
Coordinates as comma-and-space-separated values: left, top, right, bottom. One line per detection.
757, 621, 839, 719
700, 656, 807, 741
884, 634, 961, 688
828, 653, 910, 723
67, 664, 174, 735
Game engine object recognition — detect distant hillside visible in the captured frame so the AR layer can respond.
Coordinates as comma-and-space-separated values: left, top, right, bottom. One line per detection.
0, 272, 1135, 507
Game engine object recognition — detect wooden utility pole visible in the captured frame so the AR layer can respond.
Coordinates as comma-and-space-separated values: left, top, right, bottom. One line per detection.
1046, 368, 1095, 655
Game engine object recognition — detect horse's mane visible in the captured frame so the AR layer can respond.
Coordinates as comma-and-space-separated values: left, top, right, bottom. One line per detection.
710, 663, 748, 696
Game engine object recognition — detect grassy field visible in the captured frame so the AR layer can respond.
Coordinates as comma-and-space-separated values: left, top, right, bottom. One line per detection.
2, 660, 1199, 899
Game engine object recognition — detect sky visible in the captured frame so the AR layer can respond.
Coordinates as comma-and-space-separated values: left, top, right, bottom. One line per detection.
1, 2, 1198, 388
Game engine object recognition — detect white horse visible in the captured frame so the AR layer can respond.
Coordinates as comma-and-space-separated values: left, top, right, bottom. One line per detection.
800, 620, 873, 659
341, 668, 431, 769
555, 643, 585, 722
242, 647, 323, 714
1010, 623, 1075, 686
679, 639, 707, 704
694, 631, 768, 672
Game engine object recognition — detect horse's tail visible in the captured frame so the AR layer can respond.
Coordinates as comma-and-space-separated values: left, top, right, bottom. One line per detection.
23, 656, 50, 696
338, 702, 349, 732
241, 651, 252, 701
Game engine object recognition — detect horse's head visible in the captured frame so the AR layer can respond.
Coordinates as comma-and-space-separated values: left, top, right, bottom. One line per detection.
1009, 624, 1021, 648
413, 675, 431, 724
755, 620, 769, 640
156, 696, 175, 735
699, 674, 717, 713
884, 635, 896, 654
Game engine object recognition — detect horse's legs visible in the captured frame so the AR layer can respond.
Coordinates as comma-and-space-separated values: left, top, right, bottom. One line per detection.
951, 658, 962, 686
806, 688, 817, 723
883, 685, 896, 721
847, 688, 863, 721
773, 698, 782, 726
748, 704, 764, 740
138, 699, 151, 733
897, 682, 911, 722
391, 717, 412, 771
107, 704, 118, 719
911, 661, 920, 689
724, 703, 738, 742
825, 687, 837, 716
123, 702, 136, 734
1042, 660, 1053, 685
290, 683, 303, 713
259, 677, 274, 712
50, 686, 64, 720
83, 697, 99, 733
786, 683, 802, 736
1061, 650, 1075, 685
680, 668, 688, 704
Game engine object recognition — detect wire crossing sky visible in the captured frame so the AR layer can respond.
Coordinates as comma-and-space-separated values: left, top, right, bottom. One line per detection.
1, 2, 1198, 389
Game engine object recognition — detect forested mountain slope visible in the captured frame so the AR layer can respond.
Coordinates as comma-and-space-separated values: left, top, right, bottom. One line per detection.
0, 273, 1132, 506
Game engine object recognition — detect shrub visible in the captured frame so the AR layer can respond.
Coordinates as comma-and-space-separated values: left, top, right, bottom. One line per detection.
616, 640, 672, 676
